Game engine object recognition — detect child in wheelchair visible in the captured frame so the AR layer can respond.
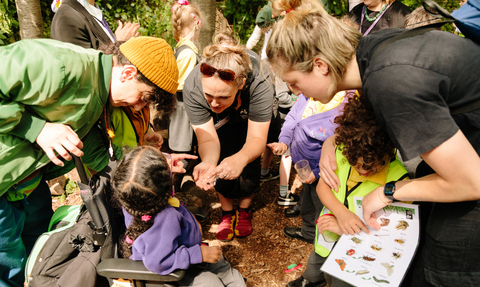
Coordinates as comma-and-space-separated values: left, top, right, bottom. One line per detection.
112, 146, 246, 286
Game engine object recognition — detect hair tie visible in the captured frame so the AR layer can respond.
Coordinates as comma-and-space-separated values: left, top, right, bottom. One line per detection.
178, 0, 189, 5
220, 43, 235, 48
141, 215, 152, 222
125, 235, 134, 244
285, 8, 295, 13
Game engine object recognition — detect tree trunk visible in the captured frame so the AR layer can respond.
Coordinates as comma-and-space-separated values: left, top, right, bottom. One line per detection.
190, 0, 216, 53
15, 0, 44, 39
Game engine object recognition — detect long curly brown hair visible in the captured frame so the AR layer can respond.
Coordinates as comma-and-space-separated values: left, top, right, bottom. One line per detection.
334, 91, 396, 171
112, 146, 172, 258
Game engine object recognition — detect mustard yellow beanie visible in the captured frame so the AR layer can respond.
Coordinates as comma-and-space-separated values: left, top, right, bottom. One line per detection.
120, 37, 179, 94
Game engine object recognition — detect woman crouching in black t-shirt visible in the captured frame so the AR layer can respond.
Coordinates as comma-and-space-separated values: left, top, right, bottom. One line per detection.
183, 32, 273, 241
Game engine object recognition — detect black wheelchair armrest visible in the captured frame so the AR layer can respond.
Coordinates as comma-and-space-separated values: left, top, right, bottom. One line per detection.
97, 258, 185, 282
186, 206, 209, 221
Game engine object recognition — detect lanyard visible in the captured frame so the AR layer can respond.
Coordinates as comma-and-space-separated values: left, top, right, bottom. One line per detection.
360, 4, 391, 36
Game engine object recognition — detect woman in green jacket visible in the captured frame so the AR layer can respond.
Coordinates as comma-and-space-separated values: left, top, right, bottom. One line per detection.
0, 36, 178, 287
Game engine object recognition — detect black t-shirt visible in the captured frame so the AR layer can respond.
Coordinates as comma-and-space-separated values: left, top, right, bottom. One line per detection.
183, 50, 273, 127
357, 28, 480, 161
349, 1, 411, 35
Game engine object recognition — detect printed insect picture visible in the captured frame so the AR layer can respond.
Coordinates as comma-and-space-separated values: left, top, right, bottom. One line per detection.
381, 262, 394, 276
394, 238, 406, 245
346, 249, 355, 256
351, 237, 362, 244
371, 245, 382, 251
373, 276, 390, 284
336, 259, 346, 271
392, 252, 401, 260
362, 255, 376, 262
395, 220, 409, 230
380, 218, 390, 227
356, 270, 369, 276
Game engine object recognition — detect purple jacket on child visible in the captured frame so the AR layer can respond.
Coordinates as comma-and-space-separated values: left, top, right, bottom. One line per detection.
278, 94, 346, 178
123, 203, 203, 275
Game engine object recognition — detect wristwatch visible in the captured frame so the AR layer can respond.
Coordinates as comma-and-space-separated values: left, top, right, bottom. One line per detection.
384, 181, 399, 203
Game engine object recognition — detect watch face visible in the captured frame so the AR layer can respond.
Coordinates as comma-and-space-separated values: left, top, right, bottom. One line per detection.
385, 183, 395, 195
384, 181, 397, 201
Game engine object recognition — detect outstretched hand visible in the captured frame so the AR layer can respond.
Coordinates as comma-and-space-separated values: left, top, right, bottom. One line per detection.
36, 123, 83, 166
192, 162, 217, 190
362, 186, 388, 230
266, 142, 288, 156
336, 209, 370, 235
115, 21, 140, 41
168, 153, 198, 174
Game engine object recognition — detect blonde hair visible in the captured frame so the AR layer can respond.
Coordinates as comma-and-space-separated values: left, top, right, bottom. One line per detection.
267, 2, 361, 96
202, 32, 252, 87
405, 6, 441, 29
171, 3, 201, 42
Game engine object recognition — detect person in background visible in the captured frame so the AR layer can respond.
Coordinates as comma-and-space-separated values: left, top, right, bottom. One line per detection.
169, 0, 202, 155
183, 33, 273, 241
268, 89, 348, 245
349, 0, 411, 35
246, 2, 280, 60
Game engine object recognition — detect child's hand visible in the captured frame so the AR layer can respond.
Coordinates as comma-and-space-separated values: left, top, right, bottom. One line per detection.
266, 142, 288, 155
316, 215, 343, 235
299, 171, 316, 184
336, 209, 370, 235
169, 153, 198, 174
200, 245, 222, 263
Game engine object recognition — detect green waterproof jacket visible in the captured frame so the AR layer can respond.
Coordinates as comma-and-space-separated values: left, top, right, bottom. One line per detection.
314, 145, 409, 257
0, 39, 112, 196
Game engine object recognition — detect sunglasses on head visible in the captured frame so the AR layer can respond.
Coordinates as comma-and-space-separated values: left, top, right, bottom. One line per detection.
200, 63, 237, 82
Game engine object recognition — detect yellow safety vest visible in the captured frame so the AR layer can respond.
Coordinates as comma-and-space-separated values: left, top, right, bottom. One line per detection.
314, 145, 409, 257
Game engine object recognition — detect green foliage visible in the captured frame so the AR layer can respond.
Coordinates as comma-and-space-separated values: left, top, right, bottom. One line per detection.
0, 0, 19, 44
218, 0, 268, 44
1, 0, 176, 47
325, 0, 349, 16
53, 177, 79, 202
97, 0, 176, 47
0, 0, 467, 47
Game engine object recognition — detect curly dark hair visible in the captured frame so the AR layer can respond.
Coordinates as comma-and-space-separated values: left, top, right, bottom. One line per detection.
334, 92, 396, 172
111, 146, 172, 258
100, 42, 176, 113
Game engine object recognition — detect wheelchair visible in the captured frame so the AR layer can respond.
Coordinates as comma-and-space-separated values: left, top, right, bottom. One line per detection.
27, 158, 208, 287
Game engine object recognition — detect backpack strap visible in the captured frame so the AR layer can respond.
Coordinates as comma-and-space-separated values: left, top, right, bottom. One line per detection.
174, 45, 201, 64
174, 45, 200, 102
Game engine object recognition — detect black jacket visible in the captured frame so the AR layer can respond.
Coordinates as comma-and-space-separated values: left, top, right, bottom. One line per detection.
51, 0, 113, 49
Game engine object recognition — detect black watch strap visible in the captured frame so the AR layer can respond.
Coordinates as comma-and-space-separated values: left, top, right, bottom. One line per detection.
384, 181, 399, 203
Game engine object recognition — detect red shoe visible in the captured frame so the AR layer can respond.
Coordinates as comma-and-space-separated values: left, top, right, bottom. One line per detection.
235, 209, 252, 237
217, 213, 235, 241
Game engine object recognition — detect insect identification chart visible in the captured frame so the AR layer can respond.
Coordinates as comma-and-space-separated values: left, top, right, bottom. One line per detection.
321, 198, 419, 287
